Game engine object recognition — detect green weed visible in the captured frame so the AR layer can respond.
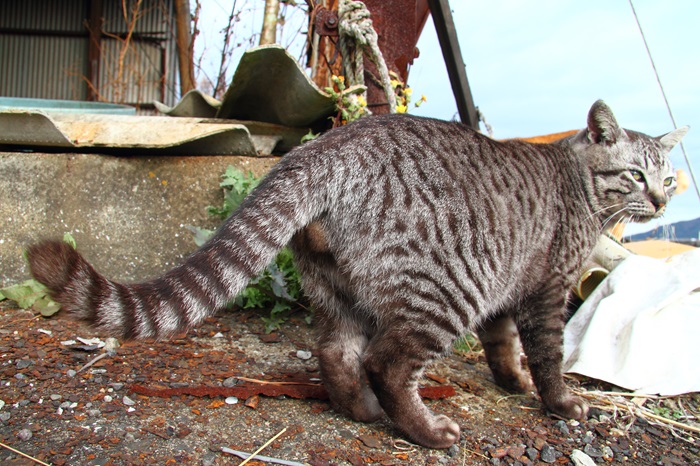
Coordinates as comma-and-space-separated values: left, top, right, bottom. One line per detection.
189, 166, 307, 332
1, 233, 75, 316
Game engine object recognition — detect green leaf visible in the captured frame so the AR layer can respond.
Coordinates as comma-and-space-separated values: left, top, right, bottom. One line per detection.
0, 279, 49, 309
62, 232, 77, 249
301, 130, 319, 143
266, 263, 294, 301
33, 295, 61, 316
185, 225, 214, 247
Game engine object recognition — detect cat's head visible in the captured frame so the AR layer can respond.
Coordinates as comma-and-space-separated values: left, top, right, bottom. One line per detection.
567, 100, 688, 227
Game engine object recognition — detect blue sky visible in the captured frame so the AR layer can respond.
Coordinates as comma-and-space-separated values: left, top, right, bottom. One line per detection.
195, 0, 698, 237
409, 0, 699, 236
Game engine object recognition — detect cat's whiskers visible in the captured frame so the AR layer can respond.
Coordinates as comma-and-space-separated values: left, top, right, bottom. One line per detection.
601, 206, 630, 231
585, 202, 625, 225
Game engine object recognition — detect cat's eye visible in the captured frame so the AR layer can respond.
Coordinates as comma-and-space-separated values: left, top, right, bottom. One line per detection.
664, 177, 675, 187
629, 170, 644, 182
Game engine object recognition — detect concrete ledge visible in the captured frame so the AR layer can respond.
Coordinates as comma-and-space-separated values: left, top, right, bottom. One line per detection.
0, 151, 278, 286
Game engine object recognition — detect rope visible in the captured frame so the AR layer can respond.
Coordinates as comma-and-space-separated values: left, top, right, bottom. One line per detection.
338, 0, 397, 113
476, 107, 494, 137
628, 0, 700, 202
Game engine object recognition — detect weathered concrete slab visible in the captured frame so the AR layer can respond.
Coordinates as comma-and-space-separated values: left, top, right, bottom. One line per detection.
0, 151, 278, 287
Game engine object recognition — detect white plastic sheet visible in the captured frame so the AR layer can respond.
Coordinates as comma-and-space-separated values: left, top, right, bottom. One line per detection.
563, 248, 700, 396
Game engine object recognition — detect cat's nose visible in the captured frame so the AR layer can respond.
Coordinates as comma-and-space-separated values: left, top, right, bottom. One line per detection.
649, 192, 667, 212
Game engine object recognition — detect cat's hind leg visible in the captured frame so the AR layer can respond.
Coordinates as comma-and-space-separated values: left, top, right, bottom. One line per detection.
315, 308, 383, 422
477, 314, 534, 393
363, 327, 460, 449
291, 225, 383, 423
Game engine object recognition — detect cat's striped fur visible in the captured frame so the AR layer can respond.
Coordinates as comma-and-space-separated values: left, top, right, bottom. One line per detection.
27, 101, 687, 448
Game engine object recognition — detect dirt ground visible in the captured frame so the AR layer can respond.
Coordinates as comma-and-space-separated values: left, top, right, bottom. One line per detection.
1, 301, 698, 466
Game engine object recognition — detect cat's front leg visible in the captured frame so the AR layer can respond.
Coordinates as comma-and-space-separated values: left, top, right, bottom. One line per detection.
515, 293, 588, 420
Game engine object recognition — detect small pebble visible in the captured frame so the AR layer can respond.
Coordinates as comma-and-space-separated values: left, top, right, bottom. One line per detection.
447, 444, 460, 457
122, 396, 135, 406
570, 449, 597, 466
17, 428, 32, 441
602, 446, 614, 459
213, 332, 224, 338
554, 420, 570, 435
296, 350, 312, 360
540, 445, 558, 464
0, 412, 10, 422
104, 395, 113, 403
223, 377, 238, 388
525, 447, 539, 461
111, 383, 124, 391
583, 444, 603, 458
0, 399, 4, 410
104, 337, 120, 350
16, 359, 34, 369
66, 369, 77, 377
50, 394, 62, 401
225, 396, 238, 405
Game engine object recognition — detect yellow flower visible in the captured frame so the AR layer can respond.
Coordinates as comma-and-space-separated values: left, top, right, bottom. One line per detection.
396, 105, 408, 113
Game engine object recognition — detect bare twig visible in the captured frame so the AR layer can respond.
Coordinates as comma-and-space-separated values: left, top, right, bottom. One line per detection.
238, 427, 288, 466
77, 352, 110, 373
213, 0, 239, 98
235, 376, 322, 386
0, 441, 52, 466
574, 388, 700, 436
221, 445, 305, 466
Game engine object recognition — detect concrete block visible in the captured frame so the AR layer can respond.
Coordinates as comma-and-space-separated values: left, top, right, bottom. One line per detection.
0, 151, 278, 286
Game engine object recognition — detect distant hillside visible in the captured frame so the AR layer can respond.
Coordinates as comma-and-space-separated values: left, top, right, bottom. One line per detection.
627, 217, 700, 241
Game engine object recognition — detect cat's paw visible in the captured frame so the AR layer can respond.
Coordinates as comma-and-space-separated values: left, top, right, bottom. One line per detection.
348, 395, 384, 423
546, 394, 589, 420
494, 372, 535, 394
408, 414, 460, 449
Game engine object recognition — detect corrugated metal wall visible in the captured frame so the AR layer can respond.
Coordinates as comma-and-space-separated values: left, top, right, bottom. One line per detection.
0, 0, 89, 101
0, 0, 179, 107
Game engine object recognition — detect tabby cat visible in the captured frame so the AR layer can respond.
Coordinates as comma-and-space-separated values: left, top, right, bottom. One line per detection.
27, 100, 687, 449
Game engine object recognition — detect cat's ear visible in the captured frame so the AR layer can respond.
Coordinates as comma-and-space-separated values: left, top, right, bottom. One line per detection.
658, 126, 689, 151
586, 100, 625, 145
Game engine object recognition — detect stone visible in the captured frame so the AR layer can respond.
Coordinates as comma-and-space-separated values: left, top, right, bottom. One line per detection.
540, 445, 558, 464
554, 420, 570, 436
571, 449, 597, 466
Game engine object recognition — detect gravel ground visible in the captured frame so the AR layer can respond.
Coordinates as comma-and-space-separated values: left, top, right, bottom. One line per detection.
1, 301, 698, 465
